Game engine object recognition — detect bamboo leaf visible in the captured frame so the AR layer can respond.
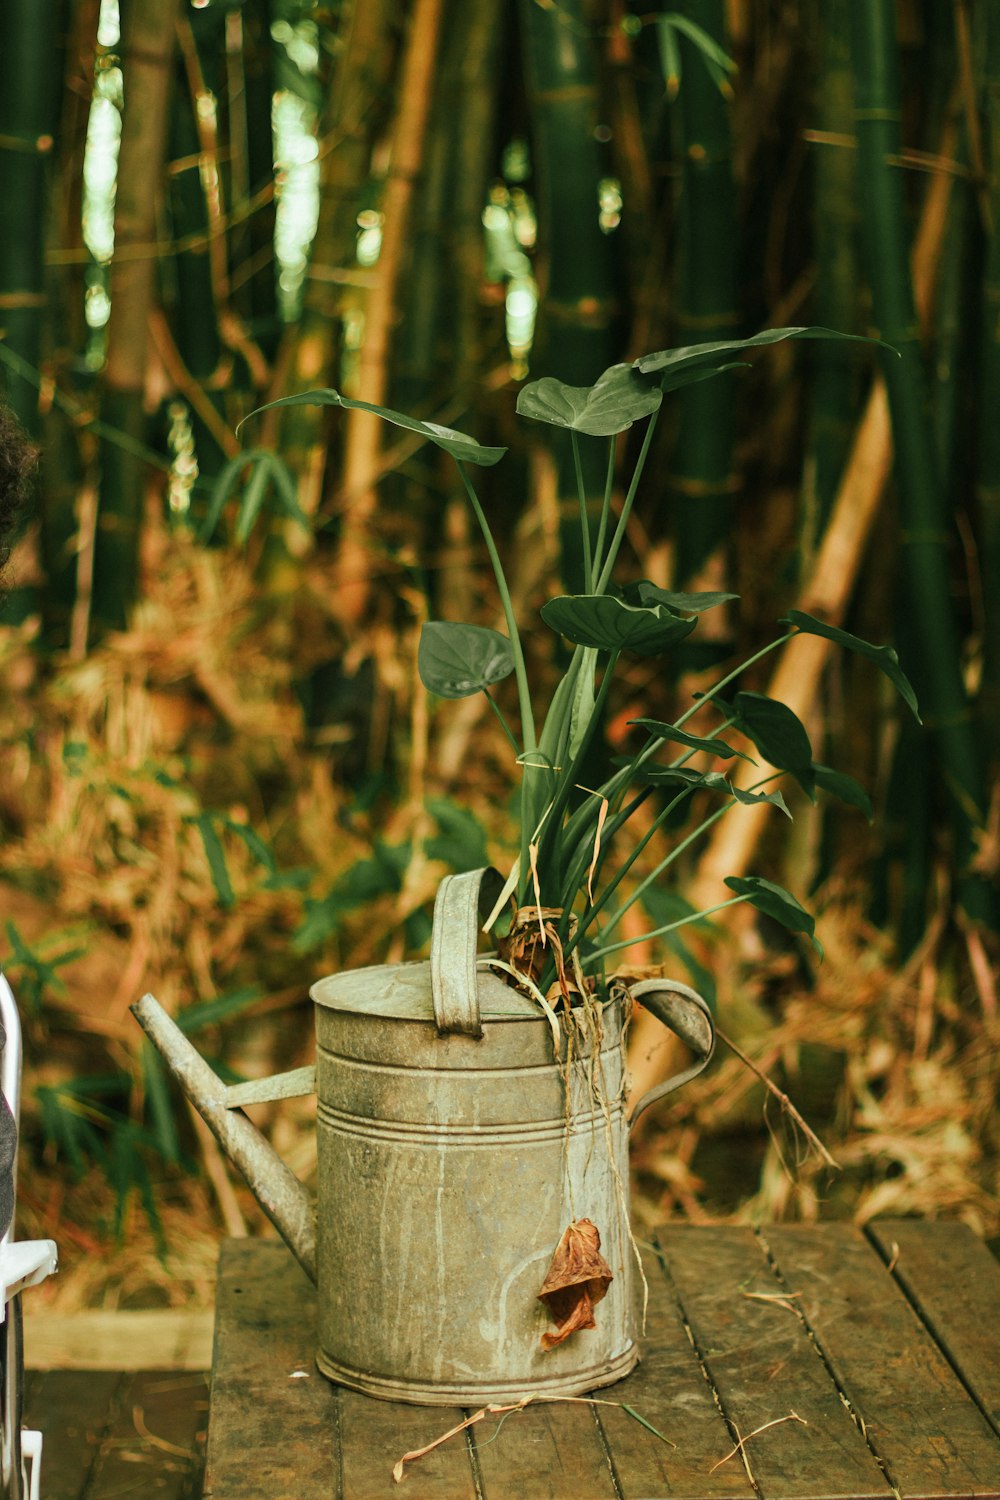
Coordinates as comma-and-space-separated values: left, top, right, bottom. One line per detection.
725, 875, 821, 953
635, 326, 892, 392
661, 13, 737, 75
813, 763, 874, 821
238, 389, 507, 467
141, 1043, 182, 1167
733, 691, 815, 796
234, 454, 274, 544
418, 621, 515, 699
516, 363, 662, 436
177, 985, 265, 1034
781, 609, 921, 720
200, 453, 250, 541
541, 595, 697, 654
629, 718, 752, 760
192, 814, 235, 908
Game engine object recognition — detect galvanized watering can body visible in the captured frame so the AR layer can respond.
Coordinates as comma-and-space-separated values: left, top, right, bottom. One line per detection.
134, 868, 714, 1406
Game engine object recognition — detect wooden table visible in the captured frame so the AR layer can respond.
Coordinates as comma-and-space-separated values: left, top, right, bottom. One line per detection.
204, 1223, 1000, 1500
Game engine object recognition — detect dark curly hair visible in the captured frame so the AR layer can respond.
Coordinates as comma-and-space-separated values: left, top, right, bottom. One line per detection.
0, 402, 37, 577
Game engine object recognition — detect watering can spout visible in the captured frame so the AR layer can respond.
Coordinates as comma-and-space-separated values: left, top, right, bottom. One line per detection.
131, 993, 317, 1284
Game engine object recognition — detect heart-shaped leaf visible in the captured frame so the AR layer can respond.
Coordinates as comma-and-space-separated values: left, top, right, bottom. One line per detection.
733, 691, 815, 797
238, 389, 507, 467
813, 764, 873, 821
418, 621, 515, 699
635, 326, 892, 393
516, 363, 662, 436
725, 875, 821, 953
629, 719, 752, 761
541, 595, 697, 655
622, 581, 738, 616
781, 610, 920, 721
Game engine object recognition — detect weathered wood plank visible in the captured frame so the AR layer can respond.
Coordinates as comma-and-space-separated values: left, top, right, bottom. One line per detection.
204, 1240, 339, 1500
83, 1370, 208, 1500
763, 1223, 1000, 1500
657, 1224, 892, 1500
470, 1393, 618, 1500
868, 1218, 1000, 1435
339, 1387, 478, 1500
594, 1248, 756, 1500
23, 1370, 123, 1500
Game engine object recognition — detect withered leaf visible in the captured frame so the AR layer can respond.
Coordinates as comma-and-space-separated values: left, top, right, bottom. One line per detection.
537, 1219, 613, 1351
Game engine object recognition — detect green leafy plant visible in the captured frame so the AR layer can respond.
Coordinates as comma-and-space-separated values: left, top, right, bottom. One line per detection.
243, 328, 916, 1002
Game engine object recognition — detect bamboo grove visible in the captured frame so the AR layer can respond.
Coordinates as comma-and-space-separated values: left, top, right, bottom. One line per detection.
0, 0, 998, 1261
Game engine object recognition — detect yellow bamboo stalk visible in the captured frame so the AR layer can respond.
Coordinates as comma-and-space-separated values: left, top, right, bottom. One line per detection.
332, 0, 447, 624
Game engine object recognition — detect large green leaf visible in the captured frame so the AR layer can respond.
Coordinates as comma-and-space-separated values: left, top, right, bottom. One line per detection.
418, 621, 515, 699
635, 326, 890, 393
238, 389, 507, 467
516, 363, 662, 436
813, 763, 873, 821
725, 875, 821, 952
629, 718, 752, 760
622, 581, 738, 616
541, 595, 697, 655
733, 691, 815, 796
781, 610, 921, 721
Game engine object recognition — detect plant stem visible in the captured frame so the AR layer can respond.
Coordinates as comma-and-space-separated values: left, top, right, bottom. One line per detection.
595, 408, 662, 592
674, 633, 793, 728
484, 691, 520, 754
591, 439, 616, 586
571, 431, 593, 588
584, 894, 748, 965
458, 463, 537, 753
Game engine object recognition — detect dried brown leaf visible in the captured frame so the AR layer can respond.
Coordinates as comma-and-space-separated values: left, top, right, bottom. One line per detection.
537, 1219, 613, 1351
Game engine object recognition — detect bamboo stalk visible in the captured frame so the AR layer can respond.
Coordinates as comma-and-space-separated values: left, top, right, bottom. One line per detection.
94, 0, 182, 630
668, 0, 739, 602
685, 103, 956, 917
331, 0, 447, 624
849, 1, 993, 928
979, 9, 1000, 775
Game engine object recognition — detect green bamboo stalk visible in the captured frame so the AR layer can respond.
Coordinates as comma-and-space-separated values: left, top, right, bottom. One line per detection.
804, 0, 861, 549
519, 0, 618, 591
95, 0, 182, 630
0, 0, 59, 433
978, 8, 1000, 775
168, 19, 224, 477
667, 0, 739, 602
239, 0, 279, 360
850, 0, 995, 928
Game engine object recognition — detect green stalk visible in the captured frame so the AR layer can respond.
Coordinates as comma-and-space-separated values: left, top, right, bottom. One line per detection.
484, 692, 520, 754
0, 0, 58, 432
595, 408, 662, 591
851, 0, 995, 928
591, 437, 616, 583
571, 431, 593, 588
585, 894, 748, 966
519, 0, 618, 592
536, 650, 621, 893
804, 0, 861, 549
979, 9, 1000, 773
668, 0, 739, 598
458, 464, 536, 753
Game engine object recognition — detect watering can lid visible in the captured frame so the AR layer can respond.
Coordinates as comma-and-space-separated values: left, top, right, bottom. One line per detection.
310, 959, 540, 1023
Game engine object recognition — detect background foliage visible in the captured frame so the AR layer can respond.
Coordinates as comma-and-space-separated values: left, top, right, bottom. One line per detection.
0, 0, 997, 1302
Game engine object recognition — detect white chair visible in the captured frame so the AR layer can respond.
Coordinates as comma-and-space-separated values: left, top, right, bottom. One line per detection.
0, 974, 57, 1500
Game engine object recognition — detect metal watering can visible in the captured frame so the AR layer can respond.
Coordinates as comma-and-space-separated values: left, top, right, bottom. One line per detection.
133, 868, 714, 1406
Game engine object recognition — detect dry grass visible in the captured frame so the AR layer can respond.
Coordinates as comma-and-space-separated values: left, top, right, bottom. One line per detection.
2, 522, 997, 1311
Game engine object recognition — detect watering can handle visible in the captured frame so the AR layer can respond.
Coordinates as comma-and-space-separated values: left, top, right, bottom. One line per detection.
430, 868, 506, 1038
626, 978, 715, 1128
